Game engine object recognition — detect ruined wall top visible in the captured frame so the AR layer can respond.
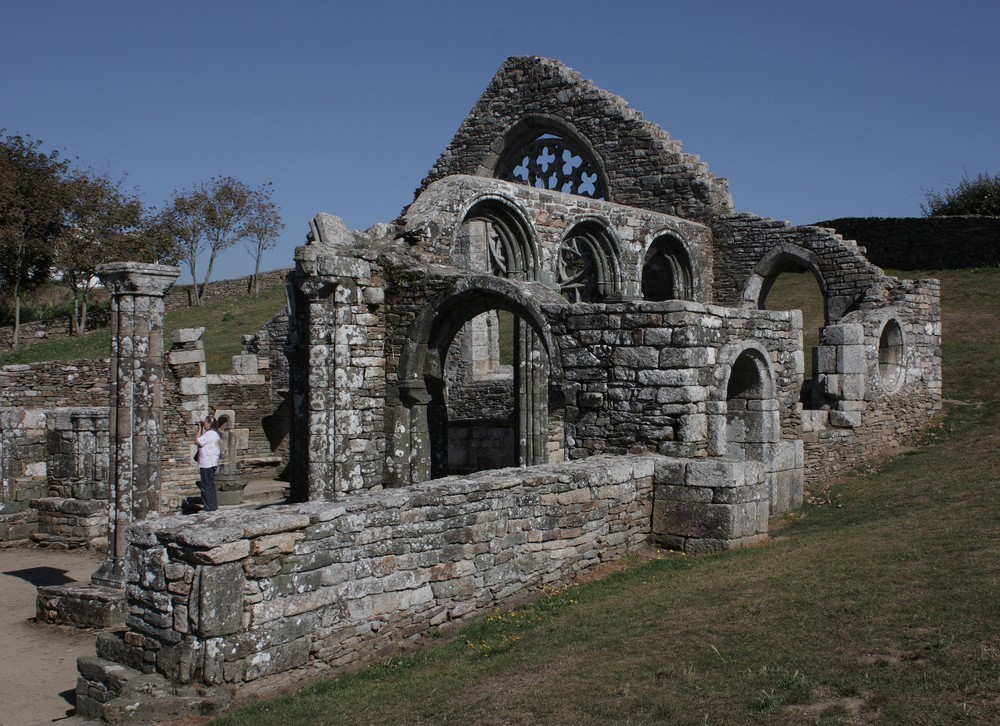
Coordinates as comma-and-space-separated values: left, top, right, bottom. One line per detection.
416, 56, 734, 225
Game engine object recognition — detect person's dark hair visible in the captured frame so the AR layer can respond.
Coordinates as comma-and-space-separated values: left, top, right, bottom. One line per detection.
204, 414, 217, 429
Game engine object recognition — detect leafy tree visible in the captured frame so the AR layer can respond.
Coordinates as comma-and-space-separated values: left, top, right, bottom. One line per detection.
159, 177, 260, 305
54, 169, 151, 334
921, 171, 1000, 216
241, 182, 284, 294
0, 132, 69, 347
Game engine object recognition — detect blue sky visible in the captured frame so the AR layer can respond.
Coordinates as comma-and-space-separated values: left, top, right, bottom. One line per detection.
4, 1, 998, 283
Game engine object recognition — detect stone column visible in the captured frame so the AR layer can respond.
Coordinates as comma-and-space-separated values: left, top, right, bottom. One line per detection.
92, 262, 179, 588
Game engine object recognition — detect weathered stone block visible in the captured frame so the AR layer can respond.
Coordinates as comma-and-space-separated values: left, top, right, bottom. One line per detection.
195, 562, 245, 637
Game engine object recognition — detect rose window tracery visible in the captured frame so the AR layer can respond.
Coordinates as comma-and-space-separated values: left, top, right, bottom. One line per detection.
501, 133, 606, 200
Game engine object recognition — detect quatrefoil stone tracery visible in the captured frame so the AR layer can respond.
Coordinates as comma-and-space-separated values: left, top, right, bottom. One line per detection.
502, 134, 606, 200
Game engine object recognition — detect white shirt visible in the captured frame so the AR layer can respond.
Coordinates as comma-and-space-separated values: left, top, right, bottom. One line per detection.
196, 428, 222, 468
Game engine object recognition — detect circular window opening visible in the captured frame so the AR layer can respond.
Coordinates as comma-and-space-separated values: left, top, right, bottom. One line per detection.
878, 319, 905, 393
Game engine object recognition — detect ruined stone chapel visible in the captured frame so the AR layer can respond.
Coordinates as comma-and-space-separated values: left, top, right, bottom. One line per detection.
65, 56, 942, 717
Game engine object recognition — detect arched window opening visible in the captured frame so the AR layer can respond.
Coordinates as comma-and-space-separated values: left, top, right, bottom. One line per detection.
878, 319, 905, 394
725, 350, 772, 460
759, 260, 825, 407
557, 221, 622, 303
642, 235, 694, 301
498, 131, 606, 200
458, 200, 537, 281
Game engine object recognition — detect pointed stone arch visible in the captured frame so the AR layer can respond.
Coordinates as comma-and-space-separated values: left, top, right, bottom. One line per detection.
744, 244, 832, 322
556, 216, 626, 302
491, 114, 610, 201
455, 194, 540, 282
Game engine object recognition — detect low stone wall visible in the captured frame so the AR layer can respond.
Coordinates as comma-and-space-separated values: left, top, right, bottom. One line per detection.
0, 307, 111, 351
164, 269, 291, 311
77, 455, 656, 715
817, 216, 1000, 270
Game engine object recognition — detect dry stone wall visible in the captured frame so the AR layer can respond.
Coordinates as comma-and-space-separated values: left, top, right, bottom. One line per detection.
77, 455, 655, 716
163, 269, 291, 311
0, 307, 111, 351
817, 216, 1000, 270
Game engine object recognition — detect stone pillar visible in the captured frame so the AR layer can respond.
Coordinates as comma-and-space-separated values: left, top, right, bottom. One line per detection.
91, 262, 179, 588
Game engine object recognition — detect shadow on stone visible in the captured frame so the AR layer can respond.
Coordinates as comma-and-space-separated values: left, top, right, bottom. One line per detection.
3, 566, 75, 587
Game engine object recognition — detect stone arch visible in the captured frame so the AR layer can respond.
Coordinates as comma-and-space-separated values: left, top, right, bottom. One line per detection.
707, 341, 779, 459
392, 276, 563, 485
456, 194, 540, 281
490, 114, 610, 201
640, 231, 695, 301
556, 216, 625, 302
744, 244, 831, 322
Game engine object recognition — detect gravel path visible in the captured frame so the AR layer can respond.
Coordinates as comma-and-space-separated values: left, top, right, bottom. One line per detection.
0, 547, 104, 726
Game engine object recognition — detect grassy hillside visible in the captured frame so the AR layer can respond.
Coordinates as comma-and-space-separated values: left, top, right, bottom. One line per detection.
212, 268, 1000, 725
0, 284, 287, 374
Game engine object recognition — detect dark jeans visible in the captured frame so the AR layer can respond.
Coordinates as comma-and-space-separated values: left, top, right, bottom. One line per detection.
199, 466, 218, 511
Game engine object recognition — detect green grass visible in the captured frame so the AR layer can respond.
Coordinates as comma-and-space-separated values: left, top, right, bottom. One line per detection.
212, 268, 1000, 725
0, 284, 288, 374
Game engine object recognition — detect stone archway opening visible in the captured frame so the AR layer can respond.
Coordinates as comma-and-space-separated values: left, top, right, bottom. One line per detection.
758, 258, 826, 407
725, 348, 776, 461
394, 283, 556, 485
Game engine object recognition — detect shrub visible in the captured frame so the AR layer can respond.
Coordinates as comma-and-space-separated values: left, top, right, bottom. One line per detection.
921, 171, 1000, 216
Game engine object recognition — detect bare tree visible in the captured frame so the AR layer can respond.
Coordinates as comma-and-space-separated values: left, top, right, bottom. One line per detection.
160, 177, 256, 305
242, 182, 283, 294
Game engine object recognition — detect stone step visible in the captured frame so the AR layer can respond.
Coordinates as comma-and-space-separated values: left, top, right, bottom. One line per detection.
76, 655, 231, 723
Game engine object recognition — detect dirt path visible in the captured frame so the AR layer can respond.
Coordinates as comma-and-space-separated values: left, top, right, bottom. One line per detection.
0, 547, 104, 726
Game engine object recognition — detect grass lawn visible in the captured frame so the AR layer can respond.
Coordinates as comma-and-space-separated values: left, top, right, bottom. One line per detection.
210, 268, 1000, 725
0, 284, 288, 374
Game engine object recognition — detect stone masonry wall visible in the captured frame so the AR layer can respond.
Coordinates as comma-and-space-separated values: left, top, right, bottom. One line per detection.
802, 278, 942, 481
544, 299, 803, 459
816, 216, 1000, 270
0, 359, 111, 409
418, 56, 733, 224
711, 214, 883, 321
77, 455, 654, 713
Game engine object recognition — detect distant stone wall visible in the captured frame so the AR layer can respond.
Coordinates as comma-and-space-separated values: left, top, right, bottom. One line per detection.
0, 268, 289, 352
0, 307, 111, 351
164, 269, 291, 310
816, 216, 1000, 270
